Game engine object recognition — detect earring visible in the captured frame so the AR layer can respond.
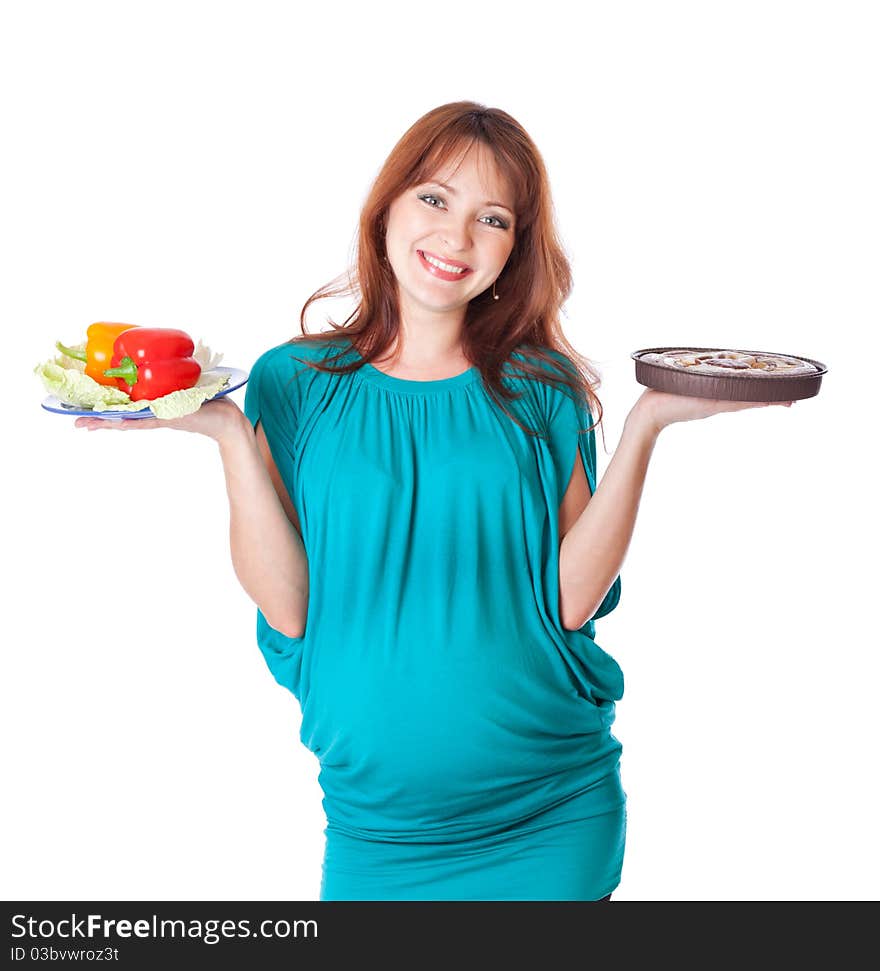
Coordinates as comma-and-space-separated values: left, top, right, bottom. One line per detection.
492, 280, 499, 300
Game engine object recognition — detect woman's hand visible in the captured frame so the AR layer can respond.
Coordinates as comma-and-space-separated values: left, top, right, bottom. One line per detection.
633, 387, 795, 436
73, 396, 248, 445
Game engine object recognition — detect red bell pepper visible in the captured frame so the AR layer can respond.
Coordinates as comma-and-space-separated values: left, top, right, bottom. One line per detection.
103, 328, 202, 401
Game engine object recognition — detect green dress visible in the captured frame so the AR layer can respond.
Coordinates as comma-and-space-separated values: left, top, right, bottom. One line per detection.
243, 334, 625, 900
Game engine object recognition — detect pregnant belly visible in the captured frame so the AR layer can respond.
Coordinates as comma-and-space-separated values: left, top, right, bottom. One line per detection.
300, 648, 609, 832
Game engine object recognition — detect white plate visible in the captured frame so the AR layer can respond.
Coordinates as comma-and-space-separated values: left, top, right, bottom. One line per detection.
40, 366, 249, 419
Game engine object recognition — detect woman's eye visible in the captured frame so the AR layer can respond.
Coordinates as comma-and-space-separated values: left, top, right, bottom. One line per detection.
417, 193, 509, 229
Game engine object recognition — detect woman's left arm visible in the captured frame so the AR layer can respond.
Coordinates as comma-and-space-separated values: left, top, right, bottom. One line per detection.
558, 399, 659, 630
558, 390, 794, 630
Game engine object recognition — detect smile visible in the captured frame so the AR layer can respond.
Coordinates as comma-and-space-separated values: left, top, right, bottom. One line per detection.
417, 250, 473, 281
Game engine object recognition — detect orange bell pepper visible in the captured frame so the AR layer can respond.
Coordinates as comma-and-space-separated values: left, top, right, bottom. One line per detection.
56, 322, 141, 388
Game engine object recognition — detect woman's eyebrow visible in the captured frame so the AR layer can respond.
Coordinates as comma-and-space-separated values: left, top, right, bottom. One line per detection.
424, 181, 514, 215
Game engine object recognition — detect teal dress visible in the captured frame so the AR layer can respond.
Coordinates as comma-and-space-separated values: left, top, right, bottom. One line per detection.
243, 334, 625, 900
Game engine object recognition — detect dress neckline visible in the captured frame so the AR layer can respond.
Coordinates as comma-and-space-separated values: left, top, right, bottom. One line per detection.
342, 337, 480, 395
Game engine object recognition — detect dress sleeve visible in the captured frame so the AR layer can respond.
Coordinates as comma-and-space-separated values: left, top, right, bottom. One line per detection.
546, 379, 622, 624
241, 343, 310, 696
243, 344, 304, 464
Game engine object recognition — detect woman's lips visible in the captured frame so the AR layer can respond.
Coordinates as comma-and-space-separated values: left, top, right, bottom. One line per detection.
417, 250, 473, 282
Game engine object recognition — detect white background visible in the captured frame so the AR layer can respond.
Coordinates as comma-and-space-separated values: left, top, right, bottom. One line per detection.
2, 0, 876, 901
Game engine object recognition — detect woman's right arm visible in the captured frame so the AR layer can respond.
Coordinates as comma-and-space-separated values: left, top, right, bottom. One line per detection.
218, 410, 309, 639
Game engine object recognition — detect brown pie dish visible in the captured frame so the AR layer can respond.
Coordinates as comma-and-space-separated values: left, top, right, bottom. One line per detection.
631, 346, 827, 402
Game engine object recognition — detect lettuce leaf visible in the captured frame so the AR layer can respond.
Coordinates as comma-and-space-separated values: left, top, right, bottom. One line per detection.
134, 370, 231, 419
34, 361, 136, 410
192, 338, 224, 371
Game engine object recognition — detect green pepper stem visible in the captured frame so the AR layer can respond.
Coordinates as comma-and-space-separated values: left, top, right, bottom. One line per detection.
103, 356, 138, 385
55, 341, 87, 363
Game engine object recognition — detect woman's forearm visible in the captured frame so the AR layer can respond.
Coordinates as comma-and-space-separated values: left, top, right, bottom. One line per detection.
559, 402, 661, 630
218, 415, 309, 639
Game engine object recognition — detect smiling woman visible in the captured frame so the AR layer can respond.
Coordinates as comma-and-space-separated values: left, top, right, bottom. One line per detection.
231, 101, 632, 902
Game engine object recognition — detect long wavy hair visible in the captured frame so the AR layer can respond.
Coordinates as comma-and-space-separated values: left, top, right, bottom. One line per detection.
283, 100, 606, 442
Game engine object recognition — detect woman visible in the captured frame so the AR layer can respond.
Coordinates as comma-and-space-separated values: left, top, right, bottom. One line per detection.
74, 101, 793, 900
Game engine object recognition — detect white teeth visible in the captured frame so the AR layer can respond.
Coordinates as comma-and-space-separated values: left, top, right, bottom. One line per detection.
422, 252, 467, 273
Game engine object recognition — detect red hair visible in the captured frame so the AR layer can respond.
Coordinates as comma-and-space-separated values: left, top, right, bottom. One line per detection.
283, 100, 606, 441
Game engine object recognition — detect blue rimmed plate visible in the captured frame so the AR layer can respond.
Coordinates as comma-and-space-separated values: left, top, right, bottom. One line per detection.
40, 366, 249, 419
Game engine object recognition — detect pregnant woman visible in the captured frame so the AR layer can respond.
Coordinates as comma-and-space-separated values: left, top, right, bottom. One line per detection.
75, 100, 793, 900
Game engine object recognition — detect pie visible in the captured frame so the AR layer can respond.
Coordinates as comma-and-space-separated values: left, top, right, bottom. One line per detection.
638, 349, 818, 377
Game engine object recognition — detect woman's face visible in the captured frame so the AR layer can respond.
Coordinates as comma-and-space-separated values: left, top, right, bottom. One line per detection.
384, 143, 516, 317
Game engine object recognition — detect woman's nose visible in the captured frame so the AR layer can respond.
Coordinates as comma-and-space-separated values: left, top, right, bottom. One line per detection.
440, 220, 474, 253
